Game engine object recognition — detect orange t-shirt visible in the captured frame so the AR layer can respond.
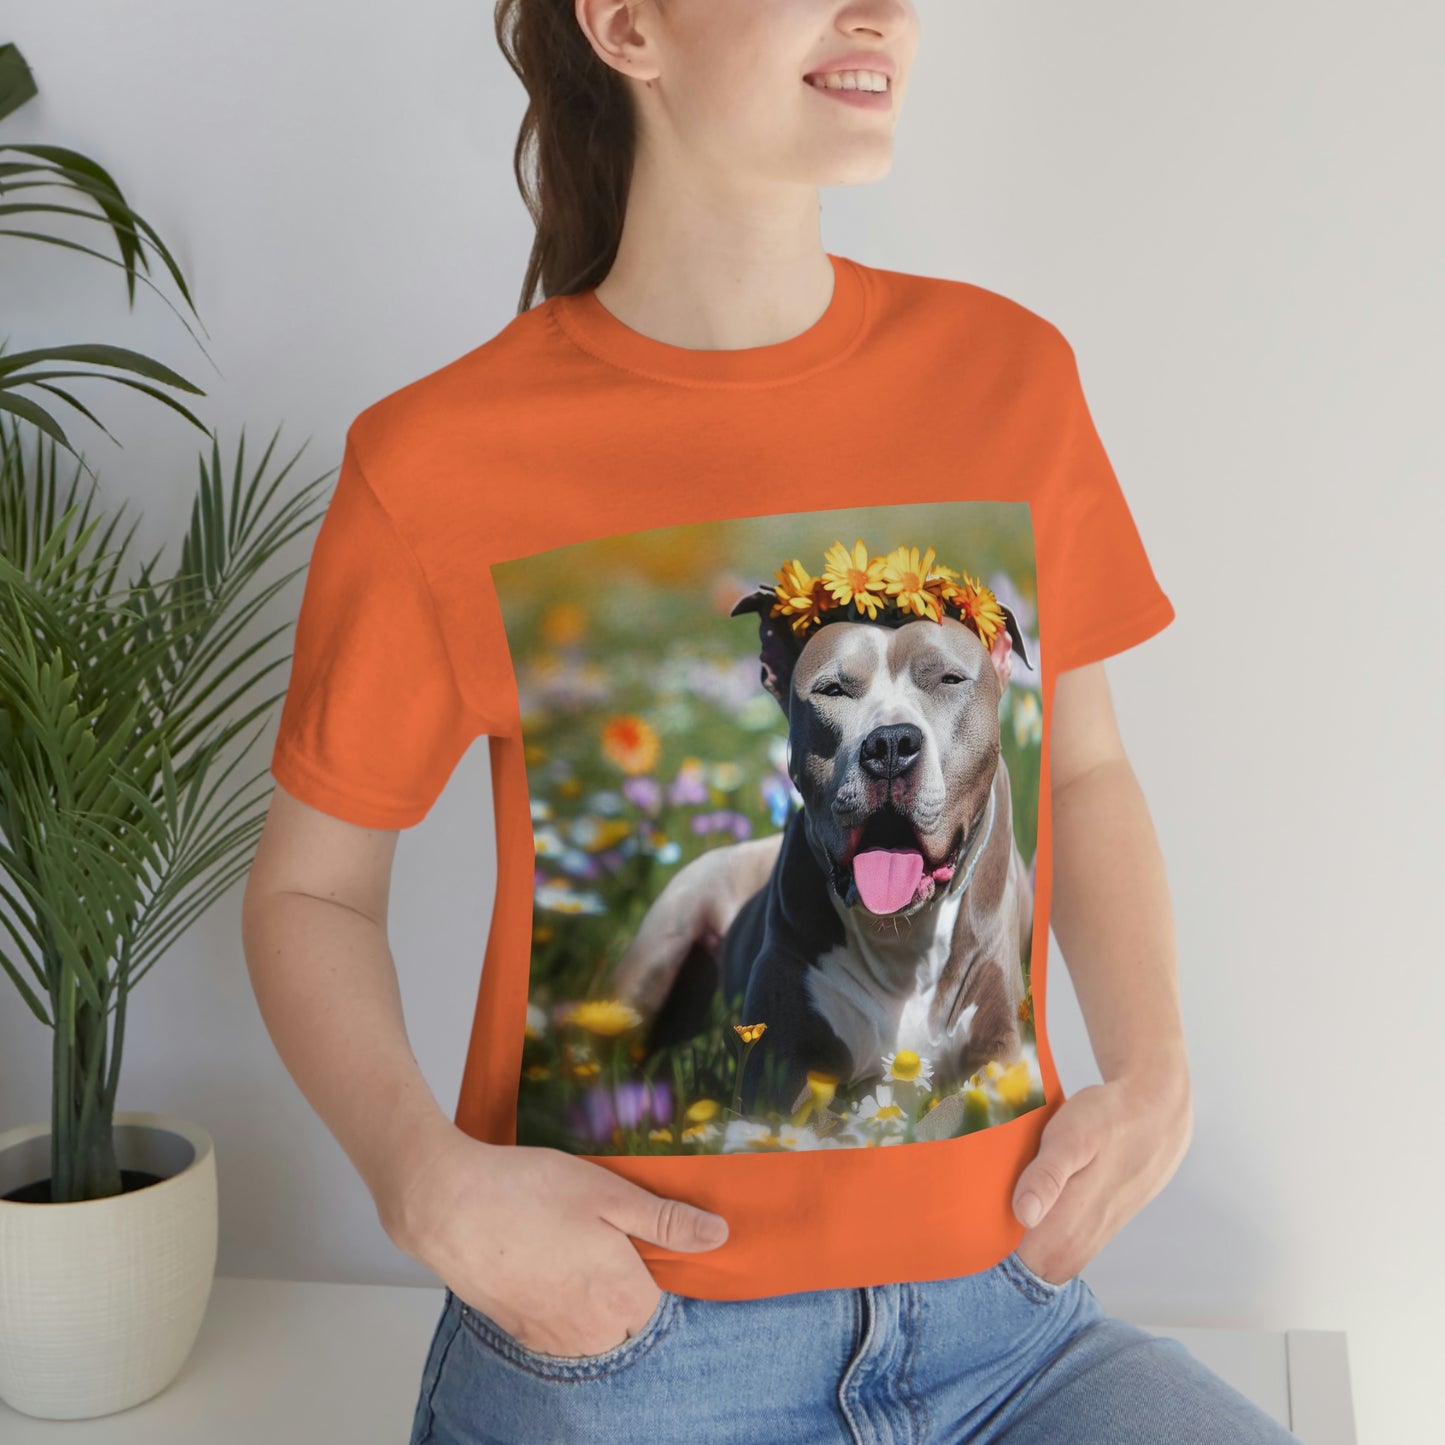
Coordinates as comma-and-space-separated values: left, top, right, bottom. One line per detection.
270, 252, 1175, 1301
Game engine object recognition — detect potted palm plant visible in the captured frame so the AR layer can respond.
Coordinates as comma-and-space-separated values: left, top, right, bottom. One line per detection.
0, 41, 332, 1419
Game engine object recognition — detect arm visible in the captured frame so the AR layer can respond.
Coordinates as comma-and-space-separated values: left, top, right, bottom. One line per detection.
240, 783, 730, 1357
239, 785, 461, 1251
1009, 661, 1192, 1281
1049, 662, 1191, 1111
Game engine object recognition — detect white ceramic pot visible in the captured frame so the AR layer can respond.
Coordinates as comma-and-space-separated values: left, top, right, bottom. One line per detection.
0, 1110, 218, 1420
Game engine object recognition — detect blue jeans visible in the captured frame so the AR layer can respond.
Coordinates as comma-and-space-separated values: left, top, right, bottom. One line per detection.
409, 1251, 1302, 1444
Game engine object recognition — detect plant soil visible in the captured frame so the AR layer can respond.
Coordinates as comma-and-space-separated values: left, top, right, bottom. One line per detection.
2, 1168, 165, 1204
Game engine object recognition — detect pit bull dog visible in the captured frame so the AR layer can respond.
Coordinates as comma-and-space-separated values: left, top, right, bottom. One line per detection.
640, 582, 1037, 1131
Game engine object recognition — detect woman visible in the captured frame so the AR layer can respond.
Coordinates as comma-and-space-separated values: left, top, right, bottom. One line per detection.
243, 2, 1300, 1441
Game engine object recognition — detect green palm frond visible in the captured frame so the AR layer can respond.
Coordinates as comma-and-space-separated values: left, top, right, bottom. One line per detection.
0, 413, 335, 1198
0, 40, 38, 122
0, 42, 214, 463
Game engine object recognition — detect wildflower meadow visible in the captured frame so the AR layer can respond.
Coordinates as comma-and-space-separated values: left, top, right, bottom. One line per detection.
492, 500, 1046, 1158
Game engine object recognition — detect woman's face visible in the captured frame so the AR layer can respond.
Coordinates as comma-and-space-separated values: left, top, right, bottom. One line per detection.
591, 0, 919, 188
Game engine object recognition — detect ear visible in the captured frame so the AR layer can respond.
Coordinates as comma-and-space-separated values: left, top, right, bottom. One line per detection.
986, 604, 1034, 693
999, 605, 1032, 672
729, 586, 805, 716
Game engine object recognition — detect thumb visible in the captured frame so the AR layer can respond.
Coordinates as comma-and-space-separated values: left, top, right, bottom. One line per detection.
602, 1178, 730, 1252
1013, 1091, 1103, 1227
1013, 1136, 1077, 1228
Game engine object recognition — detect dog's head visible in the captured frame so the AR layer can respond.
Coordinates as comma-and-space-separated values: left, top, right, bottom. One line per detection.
731, 589, 1032, 919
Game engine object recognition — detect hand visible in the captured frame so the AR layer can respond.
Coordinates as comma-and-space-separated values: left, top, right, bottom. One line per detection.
610, 832, 784, 1016
1010, 1069, 1192, 1285
384, 1126, 729, 1358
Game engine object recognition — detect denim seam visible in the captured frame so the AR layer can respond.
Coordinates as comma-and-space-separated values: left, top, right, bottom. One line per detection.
413, 1301, 465, 1445
901, 1281, 929, 1441
838, 1287, 875, 1445
456, 1290, 680, 1382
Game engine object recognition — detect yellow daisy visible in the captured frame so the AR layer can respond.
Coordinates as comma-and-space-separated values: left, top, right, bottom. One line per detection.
855, 1083, 909, 1127
880, 1048, 935, 1092
881, 544, 943, 621
771, 558, 831, 634
820, 538, 889, 619
924, 561, 961, 617
558, 998, 644, 1036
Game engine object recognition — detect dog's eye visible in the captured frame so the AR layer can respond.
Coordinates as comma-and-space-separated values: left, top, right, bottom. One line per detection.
941, 673, 966, 685
814, 679, 849, 698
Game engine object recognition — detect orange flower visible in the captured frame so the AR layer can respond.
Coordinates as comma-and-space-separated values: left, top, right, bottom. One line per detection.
600, 714, 661, 775
947, 573, 1007, 651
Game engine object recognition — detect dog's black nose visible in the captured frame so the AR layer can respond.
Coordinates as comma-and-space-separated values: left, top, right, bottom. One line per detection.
859, 722, 924, 780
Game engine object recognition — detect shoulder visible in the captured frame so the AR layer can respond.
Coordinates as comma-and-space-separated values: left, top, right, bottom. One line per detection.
339, 299, 561, 513
849, 256, 1079, 379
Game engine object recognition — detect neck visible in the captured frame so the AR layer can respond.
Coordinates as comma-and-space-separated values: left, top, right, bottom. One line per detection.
592, 190, 834, 353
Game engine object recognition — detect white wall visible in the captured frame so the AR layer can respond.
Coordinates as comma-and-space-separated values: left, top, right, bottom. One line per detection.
2, 4, 1439, 1440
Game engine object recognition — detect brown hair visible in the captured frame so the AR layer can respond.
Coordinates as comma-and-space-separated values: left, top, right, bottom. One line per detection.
495, 0, 639, 313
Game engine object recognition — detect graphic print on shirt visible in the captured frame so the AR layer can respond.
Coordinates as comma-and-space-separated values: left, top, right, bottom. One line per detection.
491, 500, 1045, 1157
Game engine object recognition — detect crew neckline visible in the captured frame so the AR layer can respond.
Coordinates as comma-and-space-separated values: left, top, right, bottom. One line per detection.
547, 251, 870, 388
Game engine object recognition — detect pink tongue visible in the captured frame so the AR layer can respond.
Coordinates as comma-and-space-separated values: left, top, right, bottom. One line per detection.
852, 848, 925, 914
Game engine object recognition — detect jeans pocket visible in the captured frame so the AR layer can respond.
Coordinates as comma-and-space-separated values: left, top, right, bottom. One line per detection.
999, 1248, 1067, 1304
454, 1285, 683, 1381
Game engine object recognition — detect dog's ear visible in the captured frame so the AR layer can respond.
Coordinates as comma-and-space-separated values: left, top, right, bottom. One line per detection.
729, 586, 805, 715
999, 605, 1033, 672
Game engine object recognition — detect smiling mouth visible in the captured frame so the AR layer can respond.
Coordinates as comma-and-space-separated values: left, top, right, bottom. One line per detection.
804, 70, 891, 93
836, 811, 964, 915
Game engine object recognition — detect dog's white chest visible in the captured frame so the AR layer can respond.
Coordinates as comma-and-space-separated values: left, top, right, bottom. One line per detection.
805, 887, 974, 1084
896, 981, 977, 1059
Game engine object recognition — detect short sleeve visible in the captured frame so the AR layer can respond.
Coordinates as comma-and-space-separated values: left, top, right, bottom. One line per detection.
1044, 339, 1176, 674
269, 433, 487, 828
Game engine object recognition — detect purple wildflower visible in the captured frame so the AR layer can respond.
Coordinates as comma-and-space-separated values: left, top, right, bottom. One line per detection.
668, 765, 708, 806
622, 775, 662, 814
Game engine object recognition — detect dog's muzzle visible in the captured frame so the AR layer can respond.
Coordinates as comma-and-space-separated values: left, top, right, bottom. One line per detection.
835, 811, 964, 915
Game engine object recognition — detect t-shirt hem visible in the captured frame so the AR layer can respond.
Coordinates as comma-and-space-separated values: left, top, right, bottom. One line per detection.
270, 743, 430, 830
454, 1097, 1062, 1301
1050, 592, 1176, 675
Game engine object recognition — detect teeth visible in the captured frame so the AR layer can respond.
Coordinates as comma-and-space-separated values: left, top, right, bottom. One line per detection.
807, 70, 890, 93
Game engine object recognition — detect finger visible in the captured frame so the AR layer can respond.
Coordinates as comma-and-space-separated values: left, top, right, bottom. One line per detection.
1012, 1113, 1100, 1226
595, 1174, 729, 1252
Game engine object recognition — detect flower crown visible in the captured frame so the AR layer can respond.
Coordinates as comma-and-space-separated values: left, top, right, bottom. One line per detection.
764, 538, 1011, 651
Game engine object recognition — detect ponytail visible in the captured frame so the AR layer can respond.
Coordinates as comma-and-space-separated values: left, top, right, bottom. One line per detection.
495, 0, 639, 311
